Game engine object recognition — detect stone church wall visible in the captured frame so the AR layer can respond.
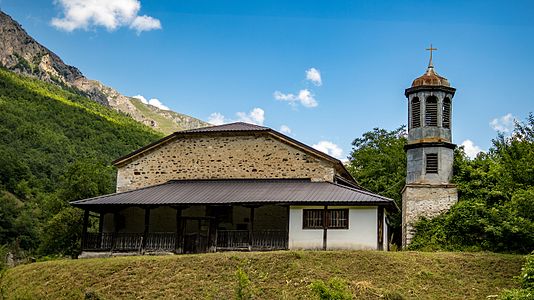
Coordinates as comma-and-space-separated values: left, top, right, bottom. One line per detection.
116, 134, 336, 192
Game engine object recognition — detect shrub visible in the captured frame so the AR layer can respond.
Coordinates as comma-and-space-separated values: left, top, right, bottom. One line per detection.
500, 252, 534, 299
235, 267, 252, 300
309, 277, 352, 300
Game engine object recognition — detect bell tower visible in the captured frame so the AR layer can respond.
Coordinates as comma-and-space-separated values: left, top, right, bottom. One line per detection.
402, 45, 458, 247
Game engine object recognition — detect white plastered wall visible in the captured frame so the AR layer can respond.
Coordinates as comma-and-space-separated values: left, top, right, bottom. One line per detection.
288, 206, 378, 250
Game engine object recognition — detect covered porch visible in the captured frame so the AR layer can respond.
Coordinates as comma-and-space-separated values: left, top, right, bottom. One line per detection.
81, 204, 289, 253
72, 179, 395, 254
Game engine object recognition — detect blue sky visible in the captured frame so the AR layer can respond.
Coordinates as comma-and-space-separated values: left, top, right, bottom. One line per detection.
3, 0, 534, 160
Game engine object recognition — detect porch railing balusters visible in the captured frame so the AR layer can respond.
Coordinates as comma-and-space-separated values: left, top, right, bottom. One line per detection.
83, 230, 288, 252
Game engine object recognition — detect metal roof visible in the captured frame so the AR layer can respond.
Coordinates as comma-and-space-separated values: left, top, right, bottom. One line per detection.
70, 179, 394, 207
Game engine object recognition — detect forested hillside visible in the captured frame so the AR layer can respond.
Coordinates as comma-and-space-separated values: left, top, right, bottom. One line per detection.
0, 68, 163, 257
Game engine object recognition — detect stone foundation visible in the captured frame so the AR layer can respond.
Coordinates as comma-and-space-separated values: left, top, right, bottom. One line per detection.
401, 184, 457, 247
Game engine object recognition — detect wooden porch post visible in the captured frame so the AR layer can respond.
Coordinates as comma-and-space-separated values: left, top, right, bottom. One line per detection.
377, 206, 384, 251
142, 207, 151, 252
82, 209, 89, 250
248, 207, 255, 251
98, 212, 104, 233
323, 205, 328, 251
175, 207, 183, 254
286, 205, 290, 250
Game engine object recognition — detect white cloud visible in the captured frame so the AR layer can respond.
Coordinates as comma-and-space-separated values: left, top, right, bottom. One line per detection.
236, 108, 265, 125
461, 139, 483, 159
298, 89, 318, 108
208, 112, 225, 125
132, 94, 169, 110
312, 141, 344, 160
274, 89, 318, 108
208, 108, 265, 126
279, 125, 291, 135
490, 113, 516, 133
129, 15, 161, 33
51, 0, 161, 33
305, 68, 322, 86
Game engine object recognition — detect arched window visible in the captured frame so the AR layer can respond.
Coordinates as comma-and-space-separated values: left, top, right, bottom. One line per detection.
443, 98, 451, 128
425, 96, 438, 126
411, 97, 421, 128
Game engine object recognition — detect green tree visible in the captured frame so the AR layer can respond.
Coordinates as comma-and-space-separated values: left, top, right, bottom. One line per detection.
410, 113, 534, 253
347, 126, 407, 244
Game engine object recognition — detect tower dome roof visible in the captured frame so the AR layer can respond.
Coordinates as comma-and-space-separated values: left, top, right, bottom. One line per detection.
411, 65, 450, 87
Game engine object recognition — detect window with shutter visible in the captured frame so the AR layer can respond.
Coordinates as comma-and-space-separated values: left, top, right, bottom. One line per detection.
303, 209, 349, 229
426, 153, 438, 174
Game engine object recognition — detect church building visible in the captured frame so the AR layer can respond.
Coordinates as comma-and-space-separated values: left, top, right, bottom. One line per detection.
71, 47, 456, 256
72, 122, 395, 256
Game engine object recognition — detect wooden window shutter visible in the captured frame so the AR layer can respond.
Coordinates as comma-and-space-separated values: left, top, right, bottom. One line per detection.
426, 153, 438, 174
412, 98, 421, 128
425, 97, 438, 126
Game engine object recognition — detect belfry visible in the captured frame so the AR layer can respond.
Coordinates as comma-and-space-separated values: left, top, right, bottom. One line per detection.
402, 45, 458, 247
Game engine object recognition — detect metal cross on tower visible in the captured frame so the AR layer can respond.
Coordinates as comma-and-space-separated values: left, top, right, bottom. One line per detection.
426, 44, 437, 68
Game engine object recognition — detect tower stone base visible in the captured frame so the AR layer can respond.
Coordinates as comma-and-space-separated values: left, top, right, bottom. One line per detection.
401, 183, 457, 248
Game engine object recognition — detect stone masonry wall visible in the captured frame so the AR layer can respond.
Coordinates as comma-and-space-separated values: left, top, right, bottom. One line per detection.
401, 185, 457, 247
116, 134, 336, 192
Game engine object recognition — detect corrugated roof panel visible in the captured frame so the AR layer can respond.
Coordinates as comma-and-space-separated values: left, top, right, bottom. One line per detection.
70, 179, 393, 207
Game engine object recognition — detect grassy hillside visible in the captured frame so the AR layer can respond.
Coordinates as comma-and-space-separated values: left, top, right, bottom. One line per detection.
0, 251, 523, 299
0, 68, 163, 252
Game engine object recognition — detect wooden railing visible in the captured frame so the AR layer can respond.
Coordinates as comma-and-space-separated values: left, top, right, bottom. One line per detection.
83, 230, 288, 252
83, 232, 176, 252
216, 230, 288, 251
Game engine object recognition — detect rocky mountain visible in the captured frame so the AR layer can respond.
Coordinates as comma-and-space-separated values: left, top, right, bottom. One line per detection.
0, 11, 208, 134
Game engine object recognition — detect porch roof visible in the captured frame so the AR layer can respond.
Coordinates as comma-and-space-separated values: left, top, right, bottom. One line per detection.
70, 179, 395, 208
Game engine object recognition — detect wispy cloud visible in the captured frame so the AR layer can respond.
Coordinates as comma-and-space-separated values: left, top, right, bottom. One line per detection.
460, 139, 483, 159
279, 125, 291, 135
274, 89, 318, 108
51, 0, 161, 33
132, 95, 169, 110
208, 108, 265, 126
208, 112, 225, 125
305, 68, 322, 86
490, 113, 516, 133
312, 140, 344, 160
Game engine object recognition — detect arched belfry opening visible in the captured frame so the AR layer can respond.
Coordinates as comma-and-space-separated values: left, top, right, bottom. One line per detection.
402, 45, 458, 248
411, 97, 421, 128
443, 98, 451, 128
425, 96, 438, 127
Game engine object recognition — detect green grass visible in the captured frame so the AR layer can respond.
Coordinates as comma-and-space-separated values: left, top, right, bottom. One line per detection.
0, 251, 524, 299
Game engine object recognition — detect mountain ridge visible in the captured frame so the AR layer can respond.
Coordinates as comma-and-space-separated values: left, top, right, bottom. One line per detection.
0, 10, 208, 134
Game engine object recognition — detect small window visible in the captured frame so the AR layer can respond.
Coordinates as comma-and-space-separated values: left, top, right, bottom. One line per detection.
327, 209, 349, 229
425, 96, 438, 126
443, 98, 451, 128
303, 209, 349, 229
303, 210, 323, 229
426, 153, 438, 174
412, 97, 421, 128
